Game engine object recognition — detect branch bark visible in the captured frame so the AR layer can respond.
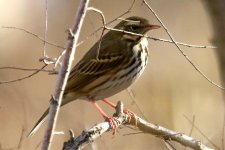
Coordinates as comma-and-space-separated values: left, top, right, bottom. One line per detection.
41, 0, 90, 149
63, 101, 213, 150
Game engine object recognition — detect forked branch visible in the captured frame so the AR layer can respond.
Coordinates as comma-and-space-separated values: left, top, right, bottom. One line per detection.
63, 101, 213, 150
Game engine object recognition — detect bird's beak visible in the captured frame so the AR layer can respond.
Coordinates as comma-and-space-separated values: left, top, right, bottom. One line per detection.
146, 24, 161, 30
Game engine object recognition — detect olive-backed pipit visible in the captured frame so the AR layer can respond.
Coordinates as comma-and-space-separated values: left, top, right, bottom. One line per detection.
29, 16, 160, 136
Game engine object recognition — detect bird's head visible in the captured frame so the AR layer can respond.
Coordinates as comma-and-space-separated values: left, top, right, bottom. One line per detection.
114, 16, 160, 41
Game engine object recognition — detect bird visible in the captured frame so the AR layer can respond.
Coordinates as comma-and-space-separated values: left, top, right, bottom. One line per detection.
28, 16, 160, 137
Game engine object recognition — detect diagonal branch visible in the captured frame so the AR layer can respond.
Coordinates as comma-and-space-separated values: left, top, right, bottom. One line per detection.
41, 0, 90, 149
143, 0, 224, 90
63, 101, 213, 150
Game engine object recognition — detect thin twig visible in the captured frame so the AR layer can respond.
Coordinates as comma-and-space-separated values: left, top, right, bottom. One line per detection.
142, 0, 224, 90
184, 115, 220, 150
123, 131, 144, 136
126, 88, 148, 120
42, 0, 51, 65
1, 0, 215, 52
41, 0, 90, 149
0, 64, 47, 84
75, 0, 136, 48
149, 37, 217, 49
75, 0, 217, 49
1, 24, 216, 52
0, 66, 54, 73
1, 26, 65, 49
104, 27, 217, 49
17, 127, 26, 149
87, 7, 106, 60
185, 115, 196, 150
189, 115, 196, 136
54, 49, 66, 69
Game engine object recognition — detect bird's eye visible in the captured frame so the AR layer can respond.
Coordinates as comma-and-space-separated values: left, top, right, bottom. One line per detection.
129, 25, 139, 31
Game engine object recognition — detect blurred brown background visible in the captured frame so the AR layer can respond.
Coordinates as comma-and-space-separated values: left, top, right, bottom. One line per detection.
0, 0, 224, 149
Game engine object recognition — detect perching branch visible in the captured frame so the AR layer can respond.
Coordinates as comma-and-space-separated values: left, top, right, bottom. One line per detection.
41, 0, 90, 149
63, 101, 213, 150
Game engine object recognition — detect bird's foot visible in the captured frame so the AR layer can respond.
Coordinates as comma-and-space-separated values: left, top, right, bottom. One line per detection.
124, 109, 138, 125
92, 100, 120, 134
104, 116, 121, 135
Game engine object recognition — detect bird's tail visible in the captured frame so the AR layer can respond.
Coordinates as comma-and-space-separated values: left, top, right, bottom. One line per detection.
28, 107, 49, 137
28, 94, 80, 137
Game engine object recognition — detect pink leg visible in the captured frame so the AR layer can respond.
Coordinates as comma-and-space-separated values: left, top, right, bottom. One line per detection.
103, 99, 137, 125
91, 101, 120, 134
102, 98, 116, 108
92, 101, 109, 119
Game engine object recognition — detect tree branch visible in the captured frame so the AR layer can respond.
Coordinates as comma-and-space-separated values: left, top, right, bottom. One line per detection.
63, 101, 213, 150
41, 0, 90, 149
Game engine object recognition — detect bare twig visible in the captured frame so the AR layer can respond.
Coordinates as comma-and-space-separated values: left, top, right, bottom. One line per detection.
0, 66, 54, 73
2, 25, 216, 50
75, 0, 136, 48
149, 37, 217, 49
1, 26, 65, 49
104, 27, 216, 49
1, 0, 215, 55
63, 101, 213, 150
0, 64, 48, 84
53, 49, 66, 70
76, 0, 216, 50
142, 0, 224, 90
87, 7, 106, 60
143, 0, 223, 89
17, 127, 26, 149
80, 0, 216, 49
126, 88, 148, 120
41, 0, 90, 149
189, 115, 196, 136
185, 115, 196, 150
184, 115, 220, 150
41, 0, 52, 65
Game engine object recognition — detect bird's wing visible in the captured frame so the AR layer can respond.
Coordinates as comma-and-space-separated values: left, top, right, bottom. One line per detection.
64, 38, 128, 94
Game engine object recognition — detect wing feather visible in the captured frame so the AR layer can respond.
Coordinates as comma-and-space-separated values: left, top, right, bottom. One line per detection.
64, 32, 130, 95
